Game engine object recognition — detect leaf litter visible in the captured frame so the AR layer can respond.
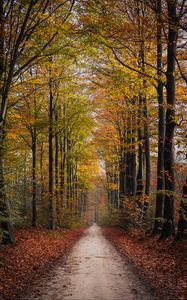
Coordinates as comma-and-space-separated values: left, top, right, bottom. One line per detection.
102, 227, 187, 300
0, 228, 85, 300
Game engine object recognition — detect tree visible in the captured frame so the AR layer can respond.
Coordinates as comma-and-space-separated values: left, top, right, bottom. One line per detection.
160, 0, 179, 238
152, 0, 165, 234
0, 0, 75, 243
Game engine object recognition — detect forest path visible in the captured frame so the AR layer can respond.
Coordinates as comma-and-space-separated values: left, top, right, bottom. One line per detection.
26, 224, 154, 300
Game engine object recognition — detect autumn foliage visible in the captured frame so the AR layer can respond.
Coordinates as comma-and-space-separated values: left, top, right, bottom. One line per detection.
0, 1, 186, 298
0, 228, 85, 300
103, 227, 187, 300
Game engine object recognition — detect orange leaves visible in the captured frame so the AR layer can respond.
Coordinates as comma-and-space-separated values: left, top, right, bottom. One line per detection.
0, 228, 84, 300
103, 227, 187, 300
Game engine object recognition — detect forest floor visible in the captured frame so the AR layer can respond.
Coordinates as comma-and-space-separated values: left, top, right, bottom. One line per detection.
0, 227, 85, 300
102, 227, 187, 300
13, 224, 154, 300
0, 225, 186, 300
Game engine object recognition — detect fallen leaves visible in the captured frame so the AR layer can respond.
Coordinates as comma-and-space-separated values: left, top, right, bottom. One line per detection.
102, 227, 187, 300
1, 227, 186, 299
0, 228, 85, 300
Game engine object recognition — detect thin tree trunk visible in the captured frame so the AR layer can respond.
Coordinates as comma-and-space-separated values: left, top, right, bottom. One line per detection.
48, 76, 54, 229
119, 129, 127, 206
60, 101, 67, 209
0, 128, 15, 244
136, 3, 144, 203
114, 171, 119, 208
60, 132, 65, 208
0, 2, 14, 243
22, 147, 27, 217
143, 96, 150, 197
143, 95, 150, 219
131, 140, 136, 196
119, 157, 126, 205
40, 139, 44, 203
106, 171, 111, 205
131, 97, 137, 197
66, 141, 71, 209
70, 162, 74, 214
136, 3, 150, 220
55, 106, 60, 225
131, 109, 136, 196
126, 108, 136, 198
32, 128, 37, 227
126, 115, 132, 196
160, 0, 178, 238
153, 0, 165, 235
136, 95, 144, 198
40, 138, 45, 222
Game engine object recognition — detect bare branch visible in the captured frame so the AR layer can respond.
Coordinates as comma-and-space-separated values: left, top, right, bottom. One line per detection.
13, 31, 58, 77
103, 43, 165, 87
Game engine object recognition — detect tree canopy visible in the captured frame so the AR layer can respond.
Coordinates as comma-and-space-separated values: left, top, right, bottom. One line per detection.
0, 0, 186, 244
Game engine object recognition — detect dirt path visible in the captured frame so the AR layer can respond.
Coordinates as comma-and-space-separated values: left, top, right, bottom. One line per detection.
23, 224, 154, 300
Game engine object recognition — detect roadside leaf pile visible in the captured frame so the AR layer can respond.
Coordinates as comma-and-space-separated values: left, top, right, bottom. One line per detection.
0, 228, 84, 300
102, 227, 187, 300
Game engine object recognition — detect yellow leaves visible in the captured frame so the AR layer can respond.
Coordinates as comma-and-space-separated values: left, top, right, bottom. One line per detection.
7, 132, 17, 140
37, 12, 49, 20
107, 182, 118, 190
139, 194, 150, 204
7, 110, 21, 120
78, 158, 100, 189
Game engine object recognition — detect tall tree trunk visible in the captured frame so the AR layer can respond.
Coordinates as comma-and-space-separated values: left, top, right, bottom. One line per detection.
136, 2, 150, 220
48, 76, 54, 229
136, 95, 144, 198
22, 147, 27, 217
0, 2, 14, 244
40, 139, 45, 220
119, 155, 126, 206
60, 132, 65, 208
130, 97, 137, 197
112, 164, 117, 208
0, 128, 15, 244
143, 96, 150, 197
60, 101, 66, 209
106, 171, 112, 205
126, 106, 136, 198
131, 147, 136, 196
136, 3, 144, 202
143, 95, 150, 219
32, 128, 37, 227
55, 106, 60, 225
136, 95, 144, 221
131, 105, 136, 196
72, 168, 77, 215
76, 174, 79, 214
70, 162, 74, 214
153, 0, 165, 235
126, 115, 132, 197
66, 137, 72, 209
73, 166, 78, 215
114, 171, 119, 208
119, 129, 127, 207
160, 0, 178, 238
